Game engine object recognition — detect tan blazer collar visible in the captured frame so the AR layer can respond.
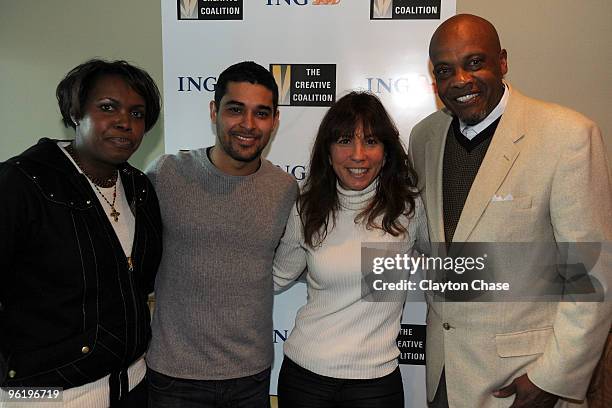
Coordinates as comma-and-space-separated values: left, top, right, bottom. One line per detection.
424, 84, 531, 243
451, 84, 526, 242
424, 112, 452, 243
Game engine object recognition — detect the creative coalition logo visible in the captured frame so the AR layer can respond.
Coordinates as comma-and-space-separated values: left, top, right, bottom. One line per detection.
178, 0, 243, 20
266, 0, 340, 6
370, 0, 441, 20
271, 64, 336, 107
397, 324, 426, 365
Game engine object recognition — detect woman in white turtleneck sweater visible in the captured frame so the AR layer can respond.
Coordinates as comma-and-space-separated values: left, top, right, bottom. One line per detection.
274, 92, 429, 408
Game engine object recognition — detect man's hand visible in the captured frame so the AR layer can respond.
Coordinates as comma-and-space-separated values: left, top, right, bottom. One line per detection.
493, 374, 559, 408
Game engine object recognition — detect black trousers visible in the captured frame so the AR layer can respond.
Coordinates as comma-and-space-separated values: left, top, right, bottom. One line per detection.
115, 379, 148, 407
277, 357, 404, 408
428, 370, 449, 408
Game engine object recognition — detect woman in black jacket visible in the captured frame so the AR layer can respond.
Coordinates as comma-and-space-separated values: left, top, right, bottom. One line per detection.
0, 59, 163, 407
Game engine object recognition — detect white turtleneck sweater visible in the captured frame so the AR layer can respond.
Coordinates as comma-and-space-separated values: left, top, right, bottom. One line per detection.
273, 181, 429, 379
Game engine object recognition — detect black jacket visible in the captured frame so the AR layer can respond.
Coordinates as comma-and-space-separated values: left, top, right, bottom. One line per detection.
0, 138, 162, 388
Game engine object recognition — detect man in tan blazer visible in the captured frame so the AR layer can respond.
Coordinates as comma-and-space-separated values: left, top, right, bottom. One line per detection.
409, 14, 612, 408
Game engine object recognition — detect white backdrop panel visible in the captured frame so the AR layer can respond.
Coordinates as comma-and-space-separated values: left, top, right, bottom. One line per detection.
161, 1, 456, 406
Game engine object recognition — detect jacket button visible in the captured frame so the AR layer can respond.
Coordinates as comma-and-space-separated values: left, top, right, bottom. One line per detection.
8, 370, 16, 378
81, 346, 90, 354
443, 323, 451, 330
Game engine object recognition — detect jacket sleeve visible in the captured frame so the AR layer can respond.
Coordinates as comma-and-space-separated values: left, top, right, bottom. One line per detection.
527, 120, 612, 400
0, 162, 34, 383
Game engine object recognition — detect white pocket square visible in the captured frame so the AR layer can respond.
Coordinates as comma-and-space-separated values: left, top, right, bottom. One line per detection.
492, 194, 514, 202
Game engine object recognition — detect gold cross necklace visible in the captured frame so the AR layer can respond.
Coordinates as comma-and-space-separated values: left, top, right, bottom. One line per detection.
92, 183, 120, 222
66, 143, 120, 222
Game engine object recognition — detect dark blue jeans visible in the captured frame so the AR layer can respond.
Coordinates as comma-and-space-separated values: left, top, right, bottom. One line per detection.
277, 357, 404, 408
147, 366, 271, 408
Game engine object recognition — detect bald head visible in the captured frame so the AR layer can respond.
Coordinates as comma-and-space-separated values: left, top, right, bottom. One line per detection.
428, 14, 508, 125
429, 14, 502, 59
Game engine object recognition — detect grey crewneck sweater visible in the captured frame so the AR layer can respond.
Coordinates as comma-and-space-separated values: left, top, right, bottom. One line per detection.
145, 148, 297, 380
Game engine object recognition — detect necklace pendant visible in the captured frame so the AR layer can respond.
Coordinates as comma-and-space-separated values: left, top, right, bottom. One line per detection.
110, 207, 120, 222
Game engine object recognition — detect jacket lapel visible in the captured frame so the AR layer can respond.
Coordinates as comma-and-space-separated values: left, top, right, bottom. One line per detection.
425, 113, 452, 243
452, 89, 525, 243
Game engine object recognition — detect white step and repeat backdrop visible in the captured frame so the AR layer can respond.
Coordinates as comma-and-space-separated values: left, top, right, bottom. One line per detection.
161, 1, 455, 405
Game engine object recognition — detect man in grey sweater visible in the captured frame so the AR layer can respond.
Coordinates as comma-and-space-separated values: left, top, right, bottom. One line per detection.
145, 61, 298, 408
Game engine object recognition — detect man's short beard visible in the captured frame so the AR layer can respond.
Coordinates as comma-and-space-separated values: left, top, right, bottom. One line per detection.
457, 109, 488, 126
227, 147, 262, 163
218, 135, 264, 163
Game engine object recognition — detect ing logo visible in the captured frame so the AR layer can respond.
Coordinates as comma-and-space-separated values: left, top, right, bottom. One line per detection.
273, 329, 289, 343
265, 0, 340, 6
272, 65, 292, 106
277, 164, 307, 181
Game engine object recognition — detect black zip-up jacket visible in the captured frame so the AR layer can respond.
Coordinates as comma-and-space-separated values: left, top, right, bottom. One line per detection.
0, 138, 162, 388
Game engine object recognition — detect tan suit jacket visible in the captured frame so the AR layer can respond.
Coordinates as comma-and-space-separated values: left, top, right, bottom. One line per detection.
409, 86, 612, 407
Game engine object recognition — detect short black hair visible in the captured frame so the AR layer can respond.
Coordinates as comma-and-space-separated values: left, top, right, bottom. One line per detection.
214, 61, 279, 111
56, 59, 162, 132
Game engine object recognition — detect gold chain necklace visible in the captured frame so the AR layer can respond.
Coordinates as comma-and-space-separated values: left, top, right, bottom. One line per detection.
65, 143, 118, 188
65, 143, 120, 222
92, 183, 121, 222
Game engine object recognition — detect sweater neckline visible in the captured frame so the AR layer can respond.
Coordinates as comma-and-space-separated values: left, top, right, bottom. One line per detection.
337, 179, 378, 210
199, 147, 262, 180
